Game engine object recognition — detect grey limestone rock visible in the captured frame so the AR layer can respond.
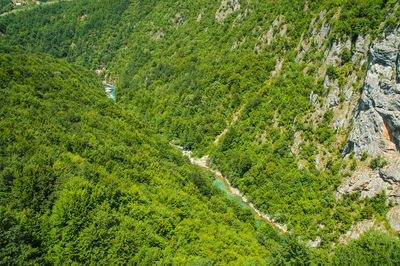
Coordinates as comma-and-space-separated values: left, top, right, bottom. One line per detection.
346, 28, 400, 157
322, 39, 353, 111
340, 28, 400, 212
323, 78, 340, 108
352, 34, 371, 66
338, 219, 376, 244
397, 51, 400, 83
326, 39, 351, 67
386, 205, 400, 231
354, 34, 371, 55
307, 236, 321, 248
215, 0, 241, 23
308, 10, 330, 48
309, 91, 319, 106
379, 158, 400, 184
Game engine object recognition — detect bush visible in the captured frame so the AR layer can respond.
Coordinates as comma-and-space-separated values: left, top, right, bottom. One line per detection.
326, 65, 340, 79
341, 47, 351, 64
370, 155, 387, 169
350, 160, 357, 171
361, 152, 368, 161
360, 206, 374, 219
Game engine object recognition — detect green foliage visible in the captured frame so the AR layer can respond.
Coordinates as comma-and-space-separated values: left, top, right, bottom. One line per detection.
0, 47, 277, 264
326, 65, 340, 80
1, 0, 399, 264
331, 0, 388, 39
0, 0, 12, 15
350, 160, 357, 171
341, 47, 351, 64
332, 231, 400, 265
1, 0, 131, 66
364, 191, 390, 217
370, 155, 388, 169
316, 125, 334, 144
361, 152, 368, 161
360, 205, 374, 220
385, 8, 400, 30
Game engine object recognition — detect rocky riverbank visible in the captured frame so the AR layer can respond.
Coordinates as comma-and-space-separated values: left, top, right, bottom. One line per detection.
173, 144, 287, 233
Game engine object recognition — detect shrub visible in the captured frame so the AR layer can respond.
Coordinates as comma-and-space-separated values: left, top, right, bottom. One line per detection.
341, 47, 351, 64
326, 65, 340, 79
370, 155, 387, 169
361, 152, 368, 161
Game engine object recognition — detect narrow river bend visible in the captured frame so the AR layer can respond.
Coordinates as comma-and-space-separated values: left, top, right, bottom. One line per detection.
173, 144, 287, 234
100, 82, 287, 233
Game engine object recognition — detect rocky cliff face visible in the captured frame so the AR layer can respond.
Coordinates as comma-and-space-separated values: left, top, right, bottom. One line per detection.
275, 7, 400, 234
340, 27, 400, 232
341, 28, 400, 200
346, 28, 400, 158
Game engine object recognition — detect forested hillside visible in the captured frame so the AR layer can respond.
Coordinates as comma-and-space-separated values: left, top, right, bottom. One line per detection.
1, 0, 400, 264
0, 46, 291, 264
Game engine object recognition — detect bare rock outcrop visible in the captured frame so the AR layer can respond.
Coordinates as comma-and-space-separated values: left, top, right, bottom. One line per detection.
310, 10, 331, 48
340, 28, 400, 208
338, 219, 376, 244
255, 15, 285, 53
325, 39, 351, 67
150, 30, 164, 40
352, 33, 371, 66
337, 166, 392, 200
296, 10, 329, 62
345, 28, 400, 158
196, 13, 202, 22
386, 205, 400, 231
215, 0, 240, 24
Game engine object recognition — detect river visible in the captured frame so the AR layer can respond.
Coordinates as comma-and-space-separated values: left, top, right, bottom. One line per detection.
173, 144, 287, 233
99, 83, 286, 233
104, 85, 115, 101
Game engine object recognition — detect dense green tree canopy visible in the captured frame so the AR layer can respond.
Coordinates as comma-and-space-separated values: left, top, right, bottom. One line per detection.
0, 46, 277, 264
1, 0, 400, 264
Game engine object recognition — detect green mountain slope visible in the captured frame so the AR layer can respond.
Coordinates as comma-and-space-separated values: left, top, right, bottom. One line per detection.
1, 0, 400, 263
0, 46, 288, 264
